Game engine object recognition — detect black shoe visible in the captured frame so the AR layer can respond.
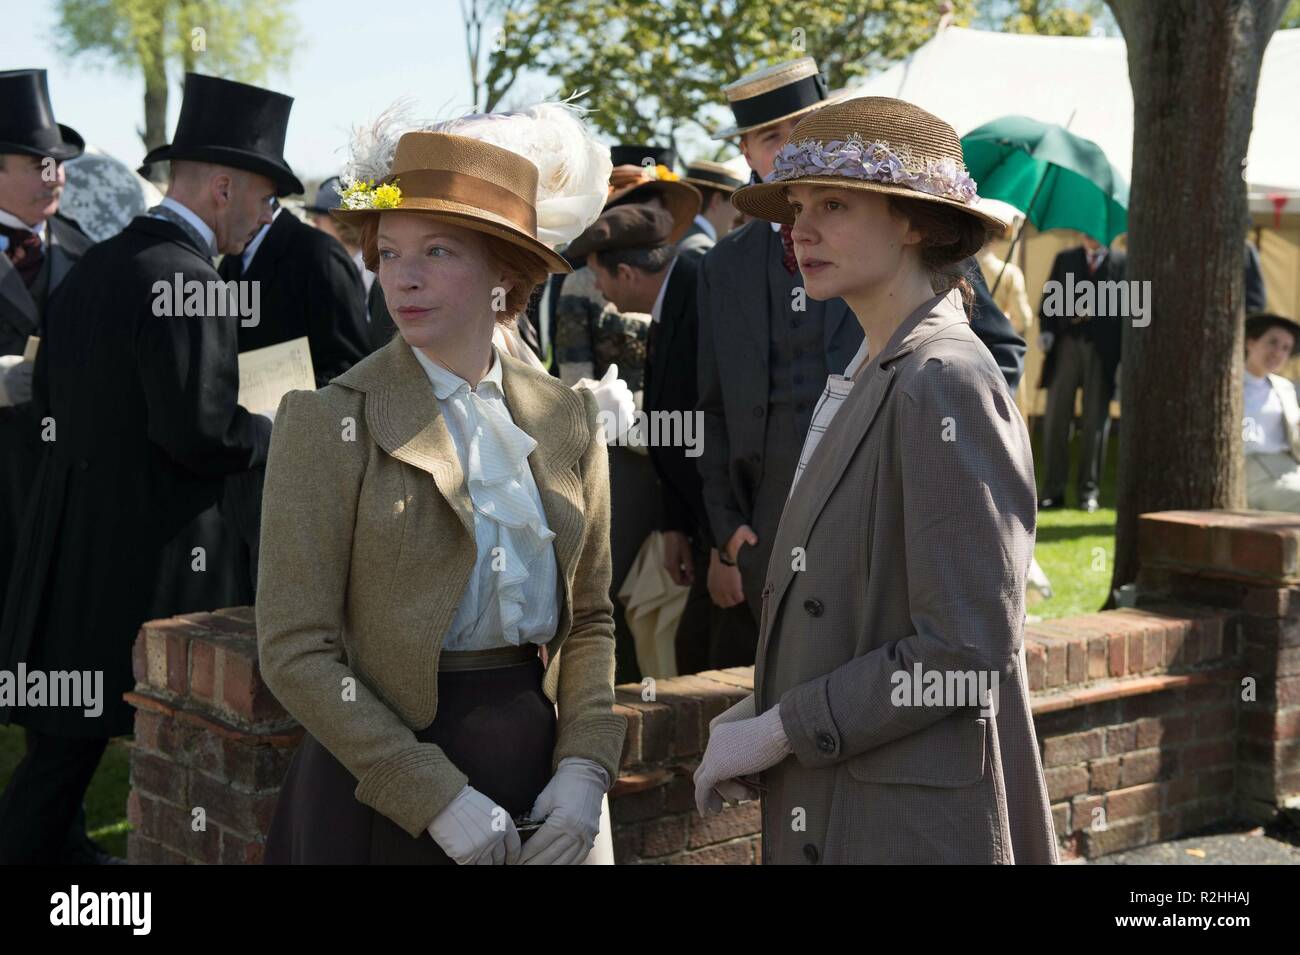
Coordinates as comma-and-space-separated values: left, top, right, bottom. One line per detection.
60, 836, 126, 865
1038, 496, 1066, 511
1082, 494, 1100, 513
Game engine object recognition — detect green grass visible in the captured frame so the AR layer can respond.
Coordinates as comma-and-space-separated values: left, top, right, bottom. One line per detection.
0, 417, 1118, 859
1028, 425, 1120, 620
0, 728, 132, 859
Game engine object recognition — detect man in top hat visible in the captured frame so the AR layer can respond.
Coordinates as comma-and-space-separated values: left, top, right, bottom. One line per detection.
678, 159, 747, 258
554, 151, 701, 683
0, 67, 102, 864
305, 175, 374, 297
0, 73, 291, 864
697, 57, 1026, 649
568, 203, 733, 674
219, 185, 369, 386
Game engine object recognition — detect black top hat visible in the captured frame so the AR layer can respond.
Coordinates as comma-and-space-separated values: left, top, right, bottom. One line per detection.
610, 144, 677, 172
140, 73, 303, 196
0, 69, 85, 161
1245, 312, 1300, 343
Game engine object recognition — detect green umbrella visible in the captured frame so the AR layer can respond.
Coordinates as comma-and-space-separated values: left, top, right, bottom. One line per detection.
961, 115, 1129, 245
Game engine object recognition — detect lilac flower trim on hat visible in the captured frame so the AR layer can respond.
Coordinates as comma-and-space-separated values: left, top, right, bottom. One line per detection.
771, 137, 979, 203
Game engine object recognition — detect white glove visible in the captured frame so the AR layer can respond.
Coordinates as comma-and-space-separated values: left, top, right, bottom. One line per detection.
1037, 332, 1055, 353
695, 706, 791, 817
426, 784, 521, 865
709, 693, 756, 732
0, 354, 34, 408
517, 757, 608, 865
574, 363, 635, 446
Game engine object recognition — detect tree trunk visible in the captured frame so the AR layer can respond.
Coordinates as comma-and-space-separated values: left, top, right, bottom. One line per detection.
140, 22, 169, 184
1106, 0, 1287, 603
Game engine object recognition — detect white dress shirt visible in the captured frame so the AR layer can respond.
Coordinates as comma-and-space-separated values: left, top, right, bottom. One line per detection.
352, 249, 376, 296
692, 214, 717, 242
1244, 371, 1290, 456
0, 208, 46, 249
650, 254, 679, 325
241, 207, 280, 271
788, 334, 871, 498
154, 196, 216, 255
411, 343, 561, 650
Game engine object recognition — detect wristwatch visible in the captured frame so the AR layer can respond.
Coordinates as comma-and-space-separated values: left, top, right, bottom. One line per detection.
719, 549, 737, 567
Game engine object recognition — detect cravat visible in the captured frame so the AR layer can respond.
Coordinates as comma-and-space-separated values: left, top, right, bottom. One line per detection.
779, 223, 798, 275
0, 223, 44, 288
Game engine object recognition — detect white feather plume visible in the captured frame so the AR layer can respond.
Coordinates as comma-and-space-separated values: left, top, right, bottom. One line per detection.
340, 95, 612, 249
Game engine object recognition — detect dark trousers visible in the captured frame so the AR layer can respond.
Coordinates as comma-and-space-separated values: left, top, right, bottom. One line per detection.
1041, 333, 1112, 502
608, 447, 659, 686
0, 727, 107, 864
674, 538, 759, 675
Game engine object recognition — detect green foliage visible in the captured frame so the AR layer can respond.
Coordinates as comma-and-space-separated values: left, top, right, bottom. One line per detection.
1283, 0, 1300, 27
53, 0, 297, 86
487, 0, 978, 146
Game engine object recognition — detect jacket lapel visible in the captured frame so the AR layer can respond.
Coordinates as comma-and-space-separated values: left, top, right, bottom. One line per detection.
648, 254, 692, 412
730, 222, 771, 374
334, 336, 592, 618
764, 292, 966, 618
0, 254, 38, 335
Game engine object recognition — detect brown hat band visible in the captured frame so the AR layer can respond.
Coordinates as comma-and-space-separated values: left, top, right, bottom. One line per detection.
387, 168, 537, 235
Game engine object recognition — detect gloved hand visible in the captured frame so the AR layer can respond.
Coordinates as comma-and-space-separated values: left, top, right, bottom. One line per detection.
426, 784, 521, 865
574, 363, 635, 446
1037, 332, 1055, 353
517, 757, 608, 865
0, 354, 34, 408
709, 693, 756, 732
695, 705, 791, 817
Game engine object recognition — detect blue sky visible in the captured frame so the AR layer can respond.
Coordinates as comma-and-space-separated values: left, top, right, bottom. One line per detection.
3, 0, 575, 183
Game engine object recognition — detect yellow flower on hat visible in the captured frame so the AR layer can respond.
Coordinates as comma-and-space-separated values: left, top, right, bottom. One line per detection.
652, 164, 679, 181
371, 181, 402, 209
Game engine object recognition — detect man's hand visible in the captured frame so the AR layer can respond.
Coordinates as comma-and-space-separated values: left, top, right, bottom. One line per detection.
707, 548, 745, 608
725, 524, 758, 564
661, 530, 694, 586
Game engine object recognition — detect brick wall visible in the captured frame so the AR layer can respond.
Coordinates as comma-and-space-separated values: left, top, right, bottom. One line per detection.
125, 510, 1300, 864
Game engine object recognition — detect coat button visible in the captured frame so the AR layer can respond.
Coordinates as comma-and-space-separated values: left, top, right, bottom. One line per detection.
803, 598, 823, 616
816, 732, 836, 754
752, 405, 765, 418
803, 843, 819, 864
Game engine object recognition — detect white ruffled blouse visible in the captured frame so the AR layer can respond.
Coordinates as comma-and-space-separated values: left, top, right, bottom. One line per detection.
411, 343, 561, 651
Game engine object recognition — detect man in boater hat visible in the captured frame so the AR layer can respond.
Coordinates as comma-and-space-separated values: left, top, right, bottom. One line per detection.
0, 73, 294, 864
0, 67, 100, 863
678, 158, 747, 257
697, 58, 1026, 654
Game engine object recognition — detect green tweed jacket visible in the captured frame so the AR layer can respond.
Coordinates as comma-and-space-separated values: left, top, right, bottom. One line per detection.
255, 334, 626, 837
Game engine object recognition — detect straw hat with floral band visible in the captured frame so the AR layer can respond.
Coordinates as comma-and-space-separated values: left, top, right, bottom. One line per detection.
730, 95, 1006, 234
711, 56, 851, 141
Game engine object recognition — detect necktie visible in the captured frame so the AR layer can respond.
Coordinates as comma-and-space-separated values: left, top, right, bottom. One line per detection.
779, 223, 798, 276
0, 223, 44, 288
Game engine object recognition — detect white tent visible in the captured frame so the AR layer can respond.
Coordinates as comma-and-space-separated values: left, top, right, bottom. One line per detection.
847, 25, 1300, 212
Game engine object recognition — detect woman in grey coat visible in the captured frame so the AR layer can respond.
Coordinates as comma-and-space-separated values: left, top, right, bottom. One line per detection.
693, 97, 1059, 864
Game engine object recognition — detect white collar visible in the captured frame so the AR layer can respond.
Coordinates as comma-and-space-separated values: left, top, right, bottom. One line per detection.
650, 254, 679, 324
692, 214, 717, 242
411, 343, 504, 400
0, 207, 46, 244
159, 196, 216, 252
241, 207, 281, 270
770, 220, 782, 233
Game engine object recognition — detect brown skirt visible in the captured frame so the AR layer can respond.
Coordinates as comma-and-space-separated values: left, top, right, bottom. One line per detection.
263, 654, 556, 864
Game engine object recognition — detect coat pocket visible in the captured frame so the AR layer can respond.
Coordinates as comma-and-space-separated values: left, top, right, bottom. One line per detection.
845, 715, 987, 788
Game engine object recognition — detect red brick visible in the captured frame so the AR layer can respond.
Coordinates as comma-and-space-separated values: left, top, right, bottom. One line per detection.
191, 639, 216, 702
639, 815, 688, 857
1182, 738, 1234, 771
609, 782, 666, 824
1045, 765, 1088, 801
688, 801, 761, 849
1107, 782, 1161, 821
1163, 776, 1200, 807
188, 770, 278, 836
1042, 729, 1104, 767
131, 751, 187, 805
1081, 816, 1154, 858
1108, 632, 1128, 677
1199, 768, 1235, 798
1090, 756, 1121, 791
219, 829, 263, 865
219, 646, 284, 723
1025, 640, 1046, 691
1087, 636, 1109, 680
1052, 802, 1070, 838
1106, 723, 1137, 754
1120, 749, 1169, 786
1071, 794, 1105, 832
1195, 706, 1236, 739
668, 840, 757, 865
133, 709, 162, 754
1135, 714, 1195, 748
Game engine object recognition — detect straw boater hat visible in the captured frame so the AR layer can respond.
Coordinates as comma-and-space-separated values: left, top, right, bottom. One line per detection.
712, 56, 850, 140
331, 101, 612, 275
682, 160, 747, 194
731, 96, 1005, 233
